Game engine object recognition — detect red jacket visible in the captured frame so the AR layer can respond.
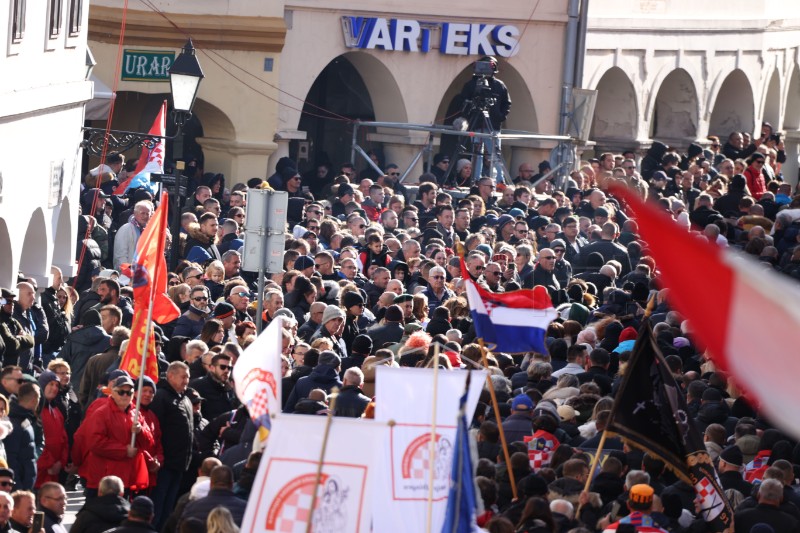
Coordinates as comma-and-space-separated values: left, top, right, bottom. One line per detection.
744, 165, 766, 199
35, 403, 68, 488
72, 396, 154, 490
140, 406, 164, 488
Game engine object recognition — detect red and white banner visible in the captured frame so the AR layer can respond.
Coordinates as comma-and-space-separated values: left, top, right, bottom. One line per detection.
373, 367, 486, 532
233, 316, 283, 439
613, 185, 800, 439
241, 415, 384, 533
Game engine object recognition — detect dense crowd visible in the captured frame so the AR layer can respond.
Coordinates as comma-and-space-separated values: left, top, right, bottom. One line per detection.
0, 124, 800, 533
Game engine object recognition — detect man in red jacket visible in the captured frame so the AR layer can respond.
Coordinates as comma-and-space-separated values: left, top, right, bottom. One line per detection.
35, 370, 68, 488
72, 374, 154, 497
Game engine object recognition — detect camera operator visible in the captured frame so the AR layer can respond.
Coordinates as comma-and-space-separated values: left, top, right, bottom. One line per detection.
454, 56, 511, 182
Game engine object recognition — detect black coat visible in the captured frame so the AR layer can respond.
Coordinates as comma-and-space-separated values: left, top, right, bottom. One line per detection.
150, 381, 194, 470
734, 503, 799, 533
576, 239, 632, 276
284, 365, 342, 413
718, 470, 754, 498
575, 367, 613, 396
366, 321, 404, 351
333, 386, 370, 418
41, 287, 70, 355
103, 519, 158, 533
190, 375, 237, 422
60, 325, 111, 391
180, 488, 247, 527
69, 493, 129, 533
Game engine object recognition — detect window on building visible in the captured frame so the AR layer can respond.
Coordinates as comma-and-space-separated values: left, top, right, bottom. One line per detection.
11, 0, 26, 43
48, 0, 63, 39
68, 0, 82, 36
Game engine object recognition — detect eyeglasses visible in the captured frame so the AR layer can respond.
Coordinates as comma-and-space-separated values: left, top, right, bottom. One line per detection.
186, 274, 202, 280
291, 176, 301, 181
553, 249, 565, 253
217, 364, 232, 371
473, 265, 485, 271
0, 481, 13, 487
314, 263, 330, 269
308, 210, 321, 216
390, 172, 400, 176
115, 389, 133, 396
485, 270, 501, 276
192, 296, 208, 302
233, 291, 250, 298
406, 217, 418, 222
624, 166, 635, 170
540, 256, 556, 260
431, 275, 445, 280
168, 281, 179, 286
234, 214, 245, 219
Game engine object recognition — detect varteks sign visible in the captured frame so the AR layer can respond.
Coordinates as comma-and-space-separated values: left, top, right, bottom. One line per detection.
341, 17, 520, 57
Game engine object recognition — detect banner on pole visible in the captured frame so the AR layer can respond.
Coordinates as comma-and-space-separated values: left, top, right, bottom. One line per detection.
233, 316, 283, 437
373, 367, 486, 532
241, 415, 384, 533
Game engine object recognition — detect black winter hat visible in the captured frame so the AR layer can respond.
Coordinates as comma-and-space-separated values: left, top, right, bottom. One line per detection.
352, 335, 373, 355
342, 291, 365, 309
719, 445, 743, 467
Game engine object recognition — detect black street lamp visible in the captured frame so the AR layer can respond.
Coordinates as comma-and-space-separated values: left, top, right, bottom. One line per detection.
81, 39, 204, 157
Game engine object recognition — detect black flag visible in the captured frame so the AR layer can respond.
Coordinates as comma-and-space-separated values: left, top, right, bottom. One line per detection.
606, 322, 733, 533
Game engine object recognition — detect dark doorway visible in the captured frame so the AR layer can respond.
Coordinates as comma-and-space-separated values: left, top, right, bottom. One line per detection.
296, 56, 377, 175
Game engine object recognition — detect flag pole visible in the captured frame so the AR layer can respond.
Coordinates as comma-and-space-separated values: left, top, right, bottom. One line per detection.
306, 388, 338, 533
426, 343, 441, 533
576, 429, 608, 517
478, 338, 518, 501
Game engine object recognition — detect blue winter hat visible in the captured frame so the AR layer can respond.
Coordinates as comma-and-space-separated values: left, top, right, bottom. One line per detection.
186, 246, 212, 264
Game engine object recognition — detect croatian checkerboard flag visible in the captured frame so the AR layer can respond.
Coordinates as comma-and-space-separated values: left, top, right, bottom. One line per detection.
612, 184, 800, 440
233, 316, 283, 441
462, 258, 557, 354
115, 101, 166, 195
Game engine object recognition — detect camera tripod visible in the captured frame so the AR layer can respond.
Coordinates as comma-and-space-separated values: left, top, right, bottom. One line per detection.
442, 107, 510, 188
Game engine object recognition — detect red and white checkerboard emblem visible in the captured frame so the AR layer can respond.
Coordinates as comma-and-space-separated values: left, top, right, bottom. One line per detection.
266, 473, 350, 532
694, 477, 724, 521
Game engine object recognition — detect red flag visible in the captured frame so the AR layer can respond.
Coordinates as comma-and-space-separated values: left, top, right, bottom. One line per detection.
114, 101, 167, 194
612, 184, 800, 439
119, 192, 180, 382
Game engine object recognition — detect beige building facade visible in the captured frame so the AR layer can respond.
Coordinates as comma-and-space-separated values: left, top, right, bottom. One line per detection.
584, 0, 800, 185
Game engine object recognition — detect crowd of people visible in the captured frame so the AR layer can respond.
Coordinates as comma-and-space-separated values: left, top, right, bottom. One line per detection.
0, 124, 799, 533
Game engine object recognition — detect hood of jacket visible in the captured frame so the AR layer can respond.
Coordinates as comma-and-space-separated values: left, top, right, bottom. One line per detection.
68, 324, 110, 348
308, 364, 341, 385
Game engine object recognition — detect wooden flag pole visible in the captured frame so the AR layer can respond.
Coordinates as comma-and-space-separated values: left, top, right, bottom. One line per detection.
478, 338, 518, 501
130, 299, 154, 448
426, 343, 441, 533
306, 388, 338, 533
577, 429, 608, 516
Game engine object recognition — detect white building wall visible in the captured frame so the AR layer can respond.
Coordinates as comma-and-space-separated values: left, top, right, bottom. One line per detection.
0, 0, 92, 288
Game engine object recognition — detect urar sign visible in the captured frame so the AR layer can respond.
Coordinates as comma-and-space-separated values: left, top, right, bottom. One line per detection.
122, 50, 175, 82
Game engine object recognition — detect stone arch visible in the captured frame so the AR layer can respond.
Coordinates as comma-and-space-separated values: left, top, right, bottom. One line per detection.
784, 65, 800, 131
0, 218, 13, 289
19, 208, 49, 281
193, 98, 236, 140
52, 197, 74, 272
590, 67, 638, 142
649, 68, 700, 140
761, 68, 782, 130
434, 60, 537, 132
342, 51, 408, 123
708, 70, 755, 139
